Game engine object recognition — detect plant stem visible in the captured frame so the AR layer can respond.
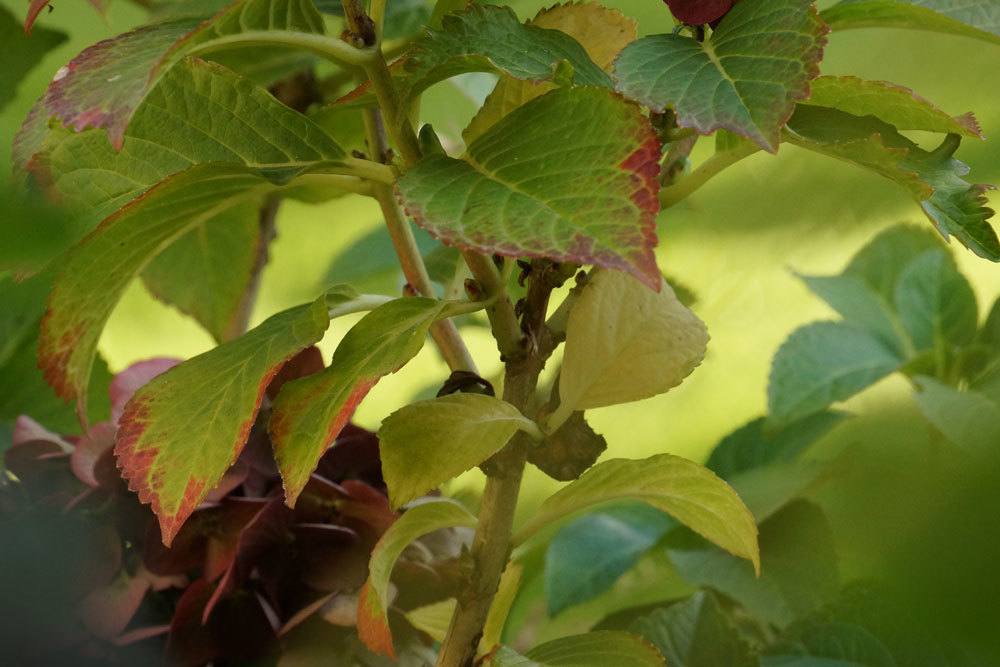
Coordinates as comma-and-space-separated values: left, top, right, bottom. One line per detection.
659, 142, 759, 208
188, 31, 375, 68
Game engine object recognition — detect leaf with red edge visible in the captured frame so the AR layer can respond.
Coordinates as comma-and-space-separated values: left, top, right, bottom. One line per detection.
16, 0, 324, 160
664, 0, 735, 25
397, 86, 662, 288
109, 358, 182, 424
358, 499, 476, 657
24, 0, 105, 34
269, 297, 464, 507
115, 295, 332, 546
614, 0, 828, 152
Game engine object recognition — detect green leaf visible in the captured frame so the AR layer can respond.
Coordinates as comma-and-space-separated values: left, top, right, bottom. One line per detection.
269, 297, 466, 506
489, 631, 665, 667
799, 275, 908, 355
613, 0, 827, 152
764, 622, 897, 667
669, 501, 840, 628
14, 0, 325, 163
515, 454, 760, 574
843, 224, 946, 301
803, 76, 982, 138
115, 295, 332, 545
630, 592, 756, 667
397, 87, 662, 288
343, 4, 610, 110
37, 159, 358, 415
914, 376, 1000, 454
0, 186, 89, 280
323, 224, 444, 294
379, 393, 537, 508
30, 57, 347, 342
893, 249, 978, 351
822, 0, 1000, 45
463, 2, 637, 144
358, 499, 476, 658
0, 5, 66, 112
404, 599, 456, 643
554, 270, 707, 426
706, 411, 848, 480
545, 503, 674, 616
784, 105, 999, 261
768, 322, 901, 425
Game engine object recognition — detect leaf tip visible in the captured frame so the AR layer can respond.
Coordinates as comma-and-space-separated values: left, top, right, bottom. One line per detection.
357, 581, 396, 658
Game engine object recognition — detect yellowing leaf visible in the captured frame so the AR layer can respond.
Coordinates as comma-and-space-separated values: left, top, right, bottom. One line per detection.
379, 393, 538, 509
554, 271, 708, 427
463, 2, 637, 143
358, 499, 476, 657
514, 454, 760, 574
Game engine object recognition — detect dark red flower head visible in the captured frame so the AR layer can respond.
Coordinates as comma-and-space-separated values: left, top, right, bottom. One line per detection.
664, 0, 735, 25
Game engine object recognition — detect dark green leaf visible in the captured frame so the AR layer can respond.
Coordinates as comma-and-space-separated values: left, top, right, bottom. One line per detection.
0, 5, 66, 112
490, 631, 665, 667
764, 622, 897, 667
545, 504, 674, 616
893, 249, 978, 351
613, 0, 827, 151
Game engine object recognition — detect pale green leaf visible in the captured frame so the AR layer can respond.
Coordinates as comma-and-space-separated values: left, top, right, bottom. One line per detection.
404, 599, 456, 643
630, 592, 756, 667
803, 76, 982, 138
269, 298, 468, 507
799, 275, 908, 355
115, 295, 332, 545
379, 393, 537, 508
398, 87, 662, 289
822, 0, 1000, 45
489, 631, 665, 667
842, 224, 945, 301
893, 249, 978, 350
784, 106, 1000, 261
358, 499, 477, 657
768, 322, 901, 425
914, 376, 1000, 454
515, 454, 760, 574
555, 270, 707, 426
613, 0, 827, 151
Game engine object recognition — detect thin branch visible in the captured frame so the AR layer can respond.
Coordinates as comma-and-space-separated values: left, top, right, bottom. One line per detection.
187, 31, 375, 68
659, 142, 760, 208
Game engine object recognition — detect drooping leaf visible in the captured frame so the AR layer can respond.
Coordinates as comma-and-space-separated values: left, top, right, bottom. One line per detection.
706, 411, 848, 480
914, 376, 1000, 455
463, 2, 637, 144
379, 393, 536, 508
545, 503, 674, 616
554, 270, 707, 426
614, 0, 827, 151
763, 622, 897, 667
893, 249, 978, 351
515, 454, 760, 574
115, 295, 332, 546
30, 57, 348, 343
340, 4, 610, 110
358, 499, 476, 657
803, 76, 982, 138
768, 322, 901, 425
630, 592, 756, 667
0, 5, 66, 111
37, 162, 353, 415
488, 631, 665, 667
669, 501, 840, 628
785, 105, 999, 261
822, 0, 1000, 45
269, 298, 468, 506
14, 0, 325, 164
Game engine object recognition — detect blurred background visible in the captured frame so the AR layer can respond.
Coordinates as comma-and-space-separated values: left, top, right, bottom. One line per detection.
2, 0, 999, 661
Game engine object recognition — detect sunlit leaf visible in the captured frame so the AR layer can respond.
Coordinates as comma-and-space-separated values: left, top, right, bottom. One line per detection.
614, 0, 827, 151
822, 0, 1000, 45
398, 87, 661, 288
515, 454, 759, 574
379, 393, 536, 508
358, 499, 476, 657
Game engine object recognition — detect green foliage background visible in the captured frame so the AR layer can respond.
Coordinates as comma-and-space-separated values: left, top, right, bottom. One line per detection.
2, 0, 999, 654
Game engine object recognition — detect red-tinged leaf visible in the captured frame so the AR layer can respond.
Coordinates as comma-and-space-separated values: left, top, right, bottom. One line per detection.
269, 298, 458, 506
12, 414, 71, 450
397, 87, 662, 289
313, 423, 384, 488
109, 359, 182, 423
358, 499, 477, 657
664, 0, 735, 25
265, 345, 324, 400
115, 295, 331, 546
17, 0, 324, 157
24, 0, 105, 34
70, 420, 115, 487
79, 568, 151, 640
297, 475, 397, 540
